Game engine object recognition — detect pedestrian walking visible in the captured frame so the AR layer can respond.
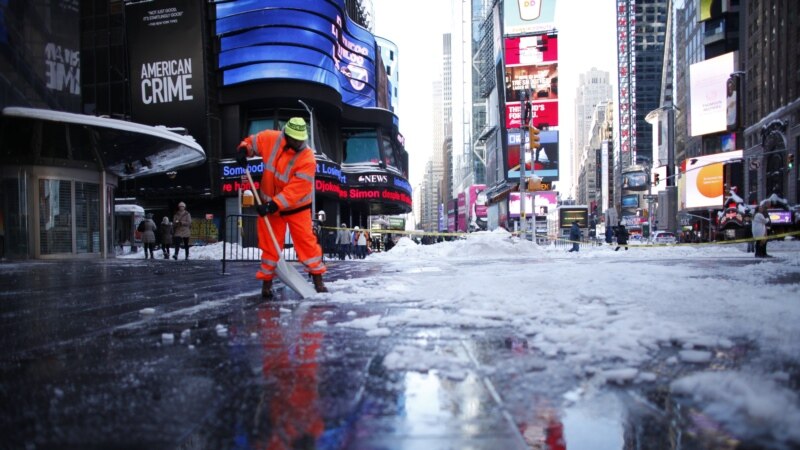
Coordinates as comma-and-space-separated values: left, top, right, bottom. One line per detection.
159, 216, 173, 259
615, 225, 629, 251
605, 207, 618, 244
568, 220, 581, 252
752, 205, 771, 258
335, 223, 352, 260
236, 116, 328, 299
354, 226, 368, 259
172, 202, 192, 260
140, 213, 157, 259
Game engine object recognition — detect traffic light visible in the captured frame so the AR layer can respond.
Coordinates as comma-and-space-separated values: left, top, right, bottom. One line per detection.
653, 173, 660, 185
789, 154, 795, 169
529, 126, 541, 149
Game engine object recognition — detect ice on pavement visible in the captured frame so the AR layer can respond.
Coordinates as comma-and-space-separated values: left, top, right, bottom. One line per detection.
120, 229, 800, 443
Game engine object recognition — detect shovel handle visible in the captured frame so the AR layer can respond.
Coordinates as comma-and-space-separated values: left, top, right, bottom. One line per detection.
244, 168, 283, 255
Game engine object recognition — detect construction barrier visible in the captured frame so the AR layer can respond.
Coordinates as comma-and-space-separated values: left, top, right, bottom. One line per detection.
221, 214, 305, 274
319, 225, 800, 251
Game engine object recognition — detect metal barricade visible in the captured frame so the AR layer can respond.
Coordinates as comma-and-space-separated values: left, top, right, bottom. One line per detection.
221, 214, 299, 274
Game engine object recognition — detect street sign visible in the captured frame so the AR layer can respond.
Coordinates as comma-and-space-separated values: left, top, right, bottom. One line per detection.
643, 194, 658, 201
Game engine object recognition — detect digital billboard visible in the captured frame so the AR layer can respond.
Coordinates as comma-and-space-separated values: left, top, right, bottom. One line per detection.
507, 130, 559, 181
215, 0, 378, 108
503, 0, 558, 36
689, 52, 736, 137
503, 34, 559, 129
509, 191, 557, 217
682, 150, 742, 209
125, 1, 207, 146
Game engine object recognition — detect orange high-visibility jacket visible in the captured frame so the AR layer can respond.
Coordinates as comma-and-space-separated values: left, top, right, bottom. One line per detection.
240, 130, 316, 213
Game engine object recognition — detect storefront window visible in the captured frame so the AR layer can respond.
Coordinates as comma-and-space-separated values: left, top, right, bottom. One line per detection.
39, 179, 73, 254
0, 177, 29, 258
75, 182, 100, 253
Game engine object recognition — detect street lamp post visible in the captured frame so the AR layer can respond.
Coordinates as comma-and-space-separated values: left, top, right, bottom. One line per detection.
298, 99, 316, 217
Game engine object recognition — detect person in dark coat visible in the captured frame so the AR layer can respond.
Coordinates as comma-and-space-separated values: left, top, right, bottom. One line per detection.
159, 216, 173, 259
568, 221, 581, 252
140, 213, 158, 259
615, 225, 629, 251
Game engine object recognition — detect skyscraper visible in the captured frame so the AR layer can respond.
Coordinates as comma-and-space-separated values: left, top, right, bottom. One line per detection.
573, 68, 612, 199
616, 0, 669, 169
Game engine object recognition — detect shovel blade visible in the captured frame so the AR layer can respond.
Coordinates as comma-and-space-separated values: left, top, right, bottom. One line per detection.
275, 256, 317, 298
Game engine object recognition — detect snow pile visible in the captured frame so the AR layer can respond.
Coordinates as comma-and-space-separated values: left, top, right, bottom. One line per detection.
671, 371, 800, 445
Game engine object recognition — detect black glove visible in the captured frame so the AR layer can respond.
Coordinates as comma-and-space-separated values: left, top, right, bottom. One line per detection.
236, 146, 249, 167
256, 201, 278, 216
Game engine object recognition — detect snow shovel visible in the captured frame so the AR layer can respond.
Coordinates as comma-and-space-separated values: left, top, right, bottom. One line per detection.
244, 168, 317, 298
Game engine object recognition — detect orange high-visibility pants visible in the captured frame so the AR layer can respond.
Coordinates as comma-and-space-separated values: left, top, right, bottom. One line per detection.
256, 210, 326, 281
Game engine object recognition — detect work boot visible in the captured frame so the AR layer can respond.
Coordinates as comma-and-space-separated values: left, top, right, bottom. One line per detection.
312, 274, 328, 293
261, 280, 274, 299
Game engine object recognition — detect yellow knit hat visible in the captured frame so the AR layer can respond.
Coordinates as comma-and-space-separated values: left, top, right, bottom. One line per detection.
284, 117, 308, 141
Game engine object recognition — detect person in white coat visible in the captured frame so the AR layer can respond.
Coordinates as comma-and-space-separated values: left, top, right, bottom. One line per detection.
751, 205, 771, 258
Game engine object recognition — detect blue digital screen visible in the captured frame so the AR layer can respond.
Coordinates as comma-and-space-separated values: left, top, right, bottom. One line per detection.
215, 0, 378, 108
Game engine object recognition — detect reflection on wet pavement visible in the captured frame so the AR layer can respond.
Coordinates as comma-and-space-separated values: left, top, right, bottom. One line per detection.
0, 259, 794, 449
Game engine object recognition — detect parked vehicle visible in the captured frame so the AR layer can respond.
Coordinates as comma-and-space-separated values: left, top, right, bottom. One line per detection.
649, 231, 677, 245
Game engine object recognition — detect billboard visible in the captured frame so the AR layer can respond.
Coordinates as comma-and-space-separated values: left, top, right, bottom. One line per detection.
509, 191, 557, 217
503, 34, 559, 129
457, 192, 467, 232
507, 130, 559, 181
682, 150, 742, 209
0, 1, 81, 112
689, 52, 736, 137
699, 0, 735, 22
503, 0, 558, 36
126, 1, 207, 146
215, 0, 378, 108
506, 101, 559, 128
468, 185, 488, 230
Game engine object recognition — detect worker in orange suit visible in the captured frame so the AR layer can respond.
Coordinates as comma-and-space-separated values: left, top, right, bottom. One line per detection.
236, 117, 328, 299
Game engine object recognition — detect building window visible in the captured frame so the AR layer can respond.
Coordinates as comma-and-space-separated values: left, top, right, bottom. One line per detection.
342, 129, 380, 164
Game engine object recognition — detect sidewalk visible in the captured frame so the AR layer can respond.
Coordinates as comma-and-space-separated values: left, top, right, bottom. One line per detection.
0, 259, 527, 449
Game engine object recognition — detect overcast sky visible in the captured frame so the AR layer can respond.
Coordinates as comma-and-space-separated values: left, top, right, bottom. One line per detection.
372, 0, 617, 194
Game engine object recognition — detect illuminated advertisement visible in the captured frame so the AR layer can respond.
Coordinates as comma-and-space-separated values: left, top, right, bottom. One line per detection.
447, 199, 456, 232
507, 130, 559, 181
689, 52, 736, 137
457, 192, 467, 232
768, 210, 792, 225
503, 0, 558, 36
469, 185, 488, 220
682, 150, 742, 209
215, 0, 378, 108
504, 35, 558, 101
125, 1, 207, 145
505, 101, 559, 128
504, 34, 558, 130
559, 207, 589, 228
508, 191, 556, 217
218, 159, 411, 208
699, 0, 735, 22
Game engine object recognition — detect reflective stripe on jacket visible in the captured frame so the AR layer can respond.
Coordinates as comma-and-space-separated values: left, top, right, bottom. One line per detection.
241, 130, 315, 213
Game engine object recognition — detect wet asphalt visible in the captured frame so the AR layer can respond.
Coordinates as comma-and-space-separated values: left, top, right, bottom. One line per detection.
0, 256, 794, 449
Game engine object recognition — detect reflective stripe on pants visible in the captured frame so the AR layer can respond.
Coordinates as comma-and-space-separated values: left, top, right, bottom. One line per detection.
255, 209, 326, 281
